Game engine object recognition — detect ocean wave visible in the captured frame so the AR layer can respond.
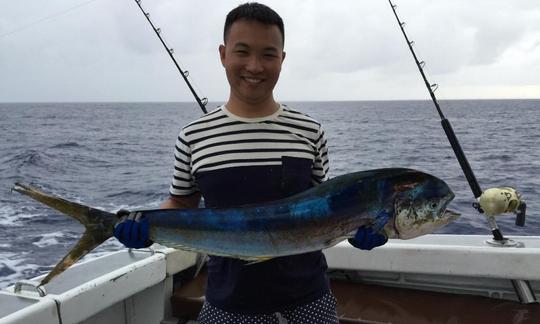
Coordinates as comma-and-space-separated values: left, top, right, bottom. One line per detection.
103, 189, 146, 198
0, 205, 43, 227
92, 196, 165, 214
0, 251, 44, 289
32, 231, 71, 248
50, 142, 83, 149
1, 149, 53, 169
477, 153, 514, 162
0, 205, 20, 227
0, 238, 124, 289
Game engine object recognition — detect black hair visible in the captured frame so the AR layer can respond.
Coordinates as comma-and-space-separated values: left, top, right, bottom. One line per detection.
223, 2, 284, 46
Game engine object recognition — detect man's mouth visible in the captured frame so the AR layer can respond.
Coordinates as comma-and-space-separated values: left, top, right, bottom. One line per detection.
242, 76, 263, 84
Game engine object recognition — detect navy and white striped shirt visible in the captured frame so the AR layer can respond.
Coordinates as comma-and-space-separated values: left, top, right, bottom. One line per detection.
170, 104, 329, 198
167, 104, 332, 314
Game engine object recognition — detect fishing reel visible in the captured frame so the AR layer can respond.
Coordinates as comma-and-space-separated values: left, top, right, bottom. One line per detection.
478, 187, 526, 223
473, 187, 527, 247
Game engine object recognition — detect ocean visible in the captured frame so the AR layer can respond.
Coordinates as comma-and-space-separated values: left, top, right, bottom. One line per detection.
1, 100, 539, 288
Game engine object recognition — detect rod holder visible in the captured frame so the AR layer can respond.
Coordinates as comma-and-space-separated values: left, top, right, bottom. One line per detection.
512, 280, 538, 304
14, 280, 47, 297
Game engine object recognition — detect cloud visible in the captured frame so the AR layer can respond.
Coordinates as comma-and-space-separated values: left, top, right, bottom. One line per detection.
0, 0, 539, 101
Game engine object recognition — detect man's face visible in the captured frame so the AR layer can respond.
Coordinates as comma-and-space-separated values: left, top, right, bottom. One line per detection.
219, 19, 285, 108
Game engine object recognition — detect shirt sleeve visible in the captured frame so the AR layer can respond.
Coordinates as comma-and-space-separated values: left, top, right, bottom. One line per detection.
169, 129, 198, 196
312, 125, 330, 185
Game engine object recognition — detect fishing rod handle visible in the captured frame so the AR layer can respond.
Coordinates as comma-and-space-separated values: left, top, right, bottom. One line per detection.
441, 118, 483, 198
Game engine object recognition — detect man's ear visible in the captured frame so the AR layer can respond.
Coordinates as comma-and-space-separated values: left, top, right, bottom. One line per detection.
219, 44, 226, 67
281, 51, 286, 63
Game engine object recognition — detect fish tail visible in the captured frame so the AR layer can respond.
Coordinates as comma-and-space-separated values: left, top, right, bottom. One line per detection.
12, 183, 116, 285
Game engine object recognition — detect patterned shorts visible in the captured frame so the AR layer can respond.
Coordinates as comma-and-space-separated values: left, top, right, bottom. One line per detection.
197, 293, 339, 324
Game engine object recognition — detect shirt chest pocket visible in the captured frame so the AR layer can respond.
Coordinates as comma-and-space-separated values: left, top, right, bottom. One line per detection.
281, 156, 313, 197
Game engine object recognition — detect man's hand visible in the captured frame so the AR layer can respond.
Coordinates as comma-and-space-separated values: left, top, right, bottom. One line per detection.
348, 227, 388, 250
114, 209, 153, 248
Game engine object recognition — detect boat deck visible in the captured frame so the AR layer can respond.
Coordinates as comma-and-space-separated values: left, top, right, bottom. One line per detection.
171, 270, 540, 324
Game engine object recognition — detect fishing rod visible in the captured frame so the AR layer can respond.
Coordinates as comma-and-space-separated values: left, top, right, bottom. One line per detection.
388, 0, 527, 243
133, 0, 208, 114
133, 0, 209, 279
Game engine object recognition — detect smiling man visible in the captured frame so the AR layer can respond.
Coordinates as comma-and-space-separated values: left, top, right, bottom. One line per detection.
219, 14, 285, 117
114, 2, 387, 323
178, 5, 342, 322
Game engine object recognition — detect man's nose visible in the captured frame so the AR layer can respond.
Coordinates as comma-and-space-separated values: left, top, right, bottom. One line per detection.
245, 55, 263, 73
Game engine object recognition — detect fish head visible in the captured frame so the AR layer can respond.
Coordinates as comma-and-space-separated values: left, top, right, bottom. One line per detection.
385, 173, 460, 239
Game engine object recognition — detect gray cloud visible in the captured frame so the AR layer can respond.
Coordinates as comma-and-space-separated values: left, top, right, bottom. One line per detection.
0, 0, 538, 102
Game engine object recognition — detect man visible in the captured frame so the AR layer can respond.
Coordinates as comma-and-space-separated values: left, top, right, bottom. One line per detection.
115, 3, 387, 323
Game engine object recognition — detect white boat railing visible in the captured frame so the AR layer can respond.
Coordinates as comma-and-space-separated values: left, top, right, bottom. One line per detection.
0, 246, 197, 324
325, 234, 540, 303
1, 234, 539, 324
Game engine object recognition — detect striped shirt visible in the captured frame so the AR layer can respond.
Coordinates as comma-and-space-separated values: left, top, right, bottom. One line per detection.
167, 104, 332, 313
169, 104, 329, 197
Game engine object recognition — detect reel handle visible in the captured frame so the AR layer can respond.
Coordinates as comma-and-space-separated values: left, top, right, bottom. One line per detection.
515, 202, 526, 227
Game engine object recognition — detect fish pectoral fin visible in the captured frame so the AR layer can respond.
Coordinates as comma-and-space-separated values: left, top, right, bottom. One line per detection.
325, 236, 349, 247
366, 208, 392, 233
244, 257, 273, 266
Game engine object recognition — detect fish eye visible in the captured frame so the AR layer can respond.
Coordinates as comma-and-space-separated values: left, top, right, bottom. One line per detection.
431, 202, 438, 208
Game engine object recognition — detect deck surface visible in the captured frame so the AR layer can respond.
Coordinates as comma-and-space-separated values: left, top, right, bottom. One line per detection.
171, 271, 540, 324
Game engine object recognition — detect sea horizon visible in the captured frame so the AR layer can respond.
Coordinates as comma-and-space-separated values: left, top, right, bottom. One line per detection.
1, 98, 540, 104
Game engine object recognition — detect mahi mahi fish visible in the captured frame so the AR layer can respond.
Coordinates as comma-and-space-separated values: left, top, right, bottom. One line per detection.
12, 168, 460, 285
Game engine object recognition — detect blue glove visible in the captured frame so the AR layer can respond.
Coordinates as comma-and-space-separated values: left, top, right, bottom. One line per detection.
348, 227, 388, 250
114, 209, 153, 248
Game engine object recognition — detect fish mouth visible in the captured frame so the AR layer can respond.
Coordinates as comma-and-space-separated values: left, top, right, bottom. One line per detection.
391, 192, 461, 239
443, 209, 461, 221
440, 190, 460, 221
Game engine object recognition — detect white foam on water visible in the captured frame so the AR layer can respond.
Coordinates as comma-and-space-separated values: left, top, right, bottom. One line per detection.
32, 231, 66, 248
0, 204, 44, 227
0, 205, 21, 226
0, 199, 161, 289
0, 238, 124, 289
0, 251, 42, 289
0, 239, 125, 288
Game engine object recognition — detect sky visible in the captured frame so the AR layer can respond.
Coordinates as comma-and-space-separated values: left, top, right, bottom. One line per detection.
1, 0, 539, 102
